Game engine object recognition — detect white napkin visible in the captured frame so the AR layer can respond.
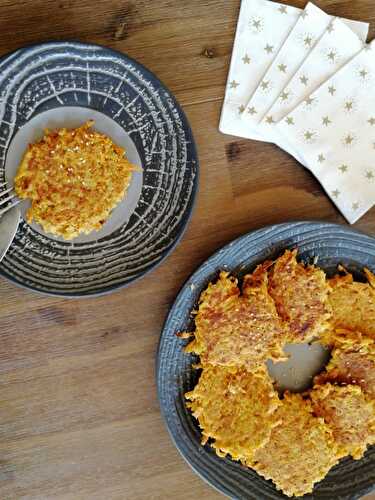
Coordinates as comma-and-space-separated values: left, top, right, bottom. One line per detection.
219, 0, 301, 140
276, 43, 375, 223
243, 2, 368, 130
266, 17, 364, 124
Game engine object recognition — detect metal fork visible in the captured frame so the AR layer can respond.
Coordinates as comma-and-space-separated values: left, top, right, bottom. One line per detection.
0, 182, 22, 217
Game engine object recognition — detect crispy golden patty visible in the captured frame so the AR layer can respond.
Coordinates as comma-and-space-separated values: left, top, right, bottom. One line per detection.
185, 265, 286, 370
268, 250, 331, 343
328, 270, 375, 339
251, 392, 339, 498
186, 365, 281, 462
15, 121, 135, 240
311, 383, 375, 460
315, 334, 375, 400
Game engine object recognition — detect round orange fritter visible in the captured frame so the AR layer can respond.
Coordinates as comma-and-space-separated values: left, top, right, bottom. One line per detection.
15, 121, 135, 240
251, 392, 339, 498
328, 269, 375, 339
315, 334, 375, 400
185, 266, 287, 370
185, 365, 281, 463
311, 383, 375, 460
268, 250, 331, 343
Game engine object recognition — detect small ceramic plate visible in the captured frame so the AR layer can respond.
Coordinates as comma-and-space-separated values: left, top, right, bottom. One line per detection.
157, 221, 375, 500
0, 41, 198, 296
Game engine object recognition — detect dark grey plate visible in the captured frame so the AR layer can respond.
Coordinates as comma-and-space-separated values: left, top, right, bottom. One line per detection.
0, 41, 198, 297
157, 221, 375, 499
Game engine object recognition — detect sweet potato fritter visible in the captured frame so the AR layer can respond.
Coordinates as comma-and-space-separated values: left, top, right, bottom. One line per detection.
328, 269, 375, 339
251, 392, 339, 498
268, 250, 331, 343
185, 266, 286, 370
15, 121, 135, 240
315, 334, 375, 400
311, 383, 375, 460
185, 365, 281, 463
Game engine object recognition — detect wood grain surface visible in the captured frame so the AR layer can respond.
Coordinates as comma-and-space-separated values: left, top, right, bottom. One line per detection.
0, 1, 374, 499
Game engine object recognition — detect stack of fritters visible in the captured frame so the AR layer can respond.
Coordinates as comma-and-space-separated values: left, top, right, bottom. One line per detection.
183, 249, 375, 497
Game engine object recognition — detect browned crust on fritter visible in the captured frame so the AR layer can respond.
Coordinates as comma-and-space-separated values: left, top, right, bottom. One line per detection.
311, 383, 375, 460
268, 250, 331, 343
328, 269, 375, 339
315, 334, 375, 400
185, 365, 281, 463
185, 266, 287, 370
251, 392, 339, 498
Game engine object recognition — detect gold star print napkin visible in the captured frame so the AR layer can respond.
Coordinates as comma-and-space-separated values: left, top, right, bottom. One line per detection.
264, 17, 364, 125
276, 43, 375, 223
219, 0, 301, 140
242, 2, 369, 131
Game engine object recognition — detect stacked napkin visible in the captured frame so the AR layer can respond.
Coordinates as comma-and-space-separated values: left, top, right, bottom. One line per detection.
220, 0, 373, 223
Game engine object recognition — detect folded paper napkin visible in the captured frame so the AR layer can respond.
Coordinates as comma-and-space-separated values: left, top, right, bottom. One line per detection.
276, 42, 375, 224
219, 0, 301, 140
219, 0, 372, 223
243, 2, 367, 129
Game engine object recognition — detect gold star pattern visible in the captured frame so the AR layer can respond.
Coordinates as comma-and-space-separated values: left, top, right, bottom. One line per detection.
328, 85, 336, 96
344, 134, 354, 145
304, 35, 313, 47
230, 80, 239, 89
305, 96, 315, 106
322, 116, 331, 126
327, 22, 335, 34
264, 44, 274, 54
248, 106, 257, 115
238, 104, 245, 114
352, 202, 360, 210
260, 80, 270, 91
278, 63, 287, 73
286, 117, 294, 125
280, 91, 289, 101
365, 170, 374, 180
304, 130, 314, 141
242, 54, 251, 64
318, 154, 325, 163
327, 50, 336, 62
368, 117, 375, 126
301, 10, 308, 19
252, 19, 262, 30
344, 100, 354, 112
339, 164, 348, 173
332, 189, 340, 198
278, 5, 287, 13
300, 75, 309, 86
265, 115, 275, 124
359, 68, 368, 79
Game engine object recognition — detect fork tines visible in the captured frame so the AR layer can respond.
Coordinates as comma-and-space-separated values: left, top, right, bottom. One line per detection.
0, 184, 21, 216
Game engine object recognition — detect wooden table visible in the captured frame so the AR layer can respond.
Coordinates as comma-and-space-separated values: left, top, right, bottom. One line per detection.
0, 1, 374, 498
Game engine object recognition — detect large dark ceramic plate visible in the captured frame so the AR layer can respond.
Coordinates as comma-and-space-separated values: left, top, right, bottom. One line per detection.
157, 221, 375, 499
0, 41, 198, 297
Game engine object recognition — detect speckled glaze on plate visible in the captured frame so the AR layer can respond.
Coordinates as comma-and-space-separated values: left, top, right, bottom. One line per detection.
157, 221, 375, 500
0, 41, 198, 297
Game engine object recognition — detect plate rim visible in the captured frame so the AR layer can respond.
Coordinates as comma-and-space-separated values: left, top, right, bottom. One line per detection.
156, 220, 375, 500
0, 40, 199, 298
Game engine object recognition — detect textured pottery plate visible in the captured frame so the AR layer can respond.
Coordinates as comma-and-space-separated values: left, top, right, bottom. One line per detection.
157, 222, 375, 500
0, 41, 198, 297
